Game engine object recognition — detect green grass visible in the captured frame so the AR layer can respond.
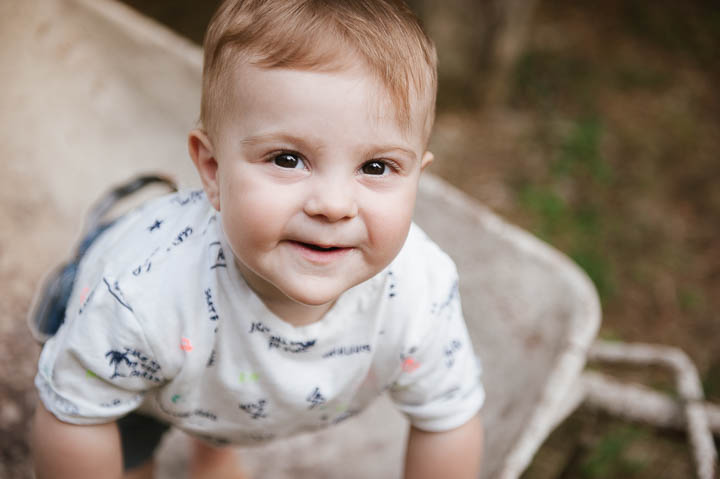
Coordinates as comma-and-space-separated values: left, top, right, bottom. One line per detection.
580, 426, 648, 478
511, 50, 594, 111
554, 118, 612, 184
677, 286, 706, 314
613, 65, 671, 91
514, 115, 616, 299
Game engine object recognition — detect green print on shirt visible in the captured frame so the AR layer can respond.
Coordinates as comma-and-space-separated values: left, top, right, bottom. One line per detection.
239, 372, 259, 384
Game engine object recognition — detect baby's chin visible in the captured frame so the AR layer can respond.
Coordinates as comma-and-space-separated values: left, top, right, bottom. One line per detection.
276, 272, 374, 309
280, 282, 353, 308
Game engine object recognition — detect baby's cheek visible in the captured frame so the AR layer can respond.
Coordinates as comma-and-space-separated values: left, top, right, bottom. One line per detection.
366, 207, 413, 264
226, 184, 288, 234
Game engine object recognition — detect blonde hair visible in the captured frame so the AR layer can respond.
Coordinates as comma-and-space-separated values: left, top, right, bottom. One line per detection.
200, 0, 437, 139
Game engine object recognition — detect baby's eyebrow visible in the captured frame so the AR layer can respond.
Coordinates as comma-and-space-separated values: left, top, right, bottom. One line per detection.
240, 133, 417, 160
240, 133, 330, 156
370, 145, 417, 161
239, 133, 296, 146
239, 132, 321, 149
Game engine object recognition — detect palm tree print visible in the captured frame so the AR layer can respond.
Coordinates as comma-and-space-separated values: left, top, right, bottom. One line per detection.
106, 349, 132, 379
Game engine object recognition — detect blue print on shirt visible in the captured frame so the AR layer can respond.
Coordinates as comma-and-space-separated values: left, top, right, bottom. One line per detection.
78, 285, 97, 315
100, 395, 142, 409
332, 410, 358, 425
103, 278, 133, 312
204, 288, 220, 321
163, 226, 194, 254
201, 215, 218, 236
444, 339, 463, 368
322, 344, 371, 358
148, 219, 163, 232
306, 387, 326, 409
208, 241, 227, 269
193, 409, 218, 421
172, 190, 205, 206
172, 226, 193, 246
249, 321, 316, 353
387, 269, 397, 298
105, 347, 163, 383
431, 279, 459, 319
239, 399, 267, 419
132, 247, 159, 277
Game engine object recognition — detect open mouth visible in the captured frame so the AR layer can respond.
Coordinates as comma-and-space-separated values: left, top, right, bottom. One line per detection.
297, 242, 343, 252
288, 240, 352, 263
301, 243, 341, 252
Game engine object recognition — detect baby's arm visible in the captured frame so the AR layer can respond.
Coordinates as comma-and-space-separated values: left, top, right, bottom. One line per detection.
32, 402, 123, 479
403, 414, 483, 479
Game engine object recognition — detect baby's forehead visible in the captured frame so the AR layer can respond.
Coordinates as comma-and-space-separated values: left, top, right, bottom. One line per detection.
223, 60, 433, 142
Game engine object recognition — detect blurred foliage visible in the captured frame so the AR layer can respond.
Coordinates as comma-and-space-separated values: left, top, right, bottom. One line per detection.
512, 50, 594, 112
579, 425, 648, 478
120, 0, 220, 43
523, 409, 696, 479
620, 0, 720, 68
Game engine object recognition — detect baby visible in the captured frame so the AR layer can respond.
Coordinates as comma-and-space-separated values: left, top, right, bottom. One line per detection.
31, 1, 484, 478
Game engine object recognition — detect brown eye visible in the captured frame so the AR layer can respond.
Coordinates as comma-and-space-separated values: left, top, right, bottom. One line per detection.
361, 161, 386, 175
274, 153, 305, 169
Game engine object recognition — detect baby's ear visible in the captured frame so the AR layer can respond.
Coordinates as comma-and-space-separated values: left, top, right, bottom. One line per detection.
188, 129, 221, 211
420, 151, 435, 171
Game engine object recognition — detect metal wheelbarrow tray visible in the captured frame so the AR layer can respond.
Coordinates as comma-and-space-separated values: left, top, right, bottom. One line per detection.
0, 0, 601, 477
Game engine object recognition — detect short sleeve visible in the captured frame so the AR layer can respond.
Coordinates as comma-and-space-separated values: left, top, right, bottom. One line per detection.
389, 262, 484, 432
35, 275, 166, 425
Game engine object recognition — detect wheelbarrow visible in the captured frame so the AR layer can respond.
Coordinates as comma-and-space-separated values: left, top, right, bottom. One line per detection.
4, 0, 714, 477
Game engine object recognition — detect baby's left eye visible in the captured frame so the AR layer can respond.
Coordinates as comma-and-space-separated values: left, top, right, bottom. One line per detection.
361, 161, 387, 176
273, 153, 306, 169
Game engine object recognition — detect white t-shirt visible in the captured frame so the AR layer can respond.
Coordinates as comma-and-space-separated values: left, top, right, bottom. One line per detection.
36, 191, 484, 445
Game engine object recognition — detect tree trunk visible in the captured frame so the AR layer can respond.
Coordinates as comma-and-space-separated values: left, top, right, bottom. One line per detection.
408, 0, 541, 109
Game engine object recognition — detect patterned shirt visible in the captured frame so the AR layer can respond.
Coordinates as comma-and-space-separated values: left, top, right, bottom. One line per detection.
36, 190, 484, 445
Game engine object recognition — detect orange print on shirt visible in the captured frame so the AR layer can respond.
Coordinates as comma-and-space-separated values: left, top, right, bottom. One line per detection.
402, 357, 420, 373
180, 337, 193, 352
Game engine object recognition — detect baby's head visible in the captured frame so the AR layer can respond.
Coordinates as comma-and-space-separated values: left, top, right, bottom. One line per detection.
189, 0, 438, 320
199, 0, 437, 144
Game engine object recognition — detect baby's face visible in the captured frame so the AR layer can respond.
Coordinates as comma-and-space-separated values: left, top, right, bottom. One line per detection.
191, 62, 432, 316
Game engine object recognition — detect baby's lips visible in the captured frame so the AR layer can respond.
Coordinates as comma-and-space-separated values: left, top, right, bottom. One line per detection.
289, 239, 353, 250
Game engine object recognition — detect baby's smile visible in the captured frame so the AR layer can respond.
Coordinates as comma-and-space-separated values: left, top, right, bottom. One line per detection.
286, 240, 354, 265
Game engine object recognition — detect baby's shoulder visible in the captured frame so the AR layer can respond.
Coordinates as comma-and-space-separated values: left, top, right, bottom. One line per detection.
79, 190, 216, 275
61, 191, 223, 374
72, 190, 222, 318
369, 224, 463, 356
388, 223, 459, 293
377, 224, 459, 325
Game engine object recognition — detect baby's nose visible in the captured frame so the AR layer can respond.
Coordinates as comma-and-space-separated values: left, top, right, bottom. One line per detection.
303, 180, 358, 222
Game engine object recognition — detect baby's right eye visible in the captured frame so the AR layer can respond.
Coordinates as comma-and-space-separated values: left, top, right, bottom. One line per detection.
273, 153, 306, 169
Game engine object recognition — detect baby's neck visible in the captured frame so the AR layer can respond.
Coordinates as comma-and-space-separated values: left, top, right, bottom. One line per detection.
261, 297, 334, 327
233, 258, 337, 326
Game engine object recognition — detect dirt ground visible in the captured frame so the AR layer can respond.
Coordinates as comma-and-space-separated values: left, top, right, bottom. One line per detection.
1, 0, 718, 478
